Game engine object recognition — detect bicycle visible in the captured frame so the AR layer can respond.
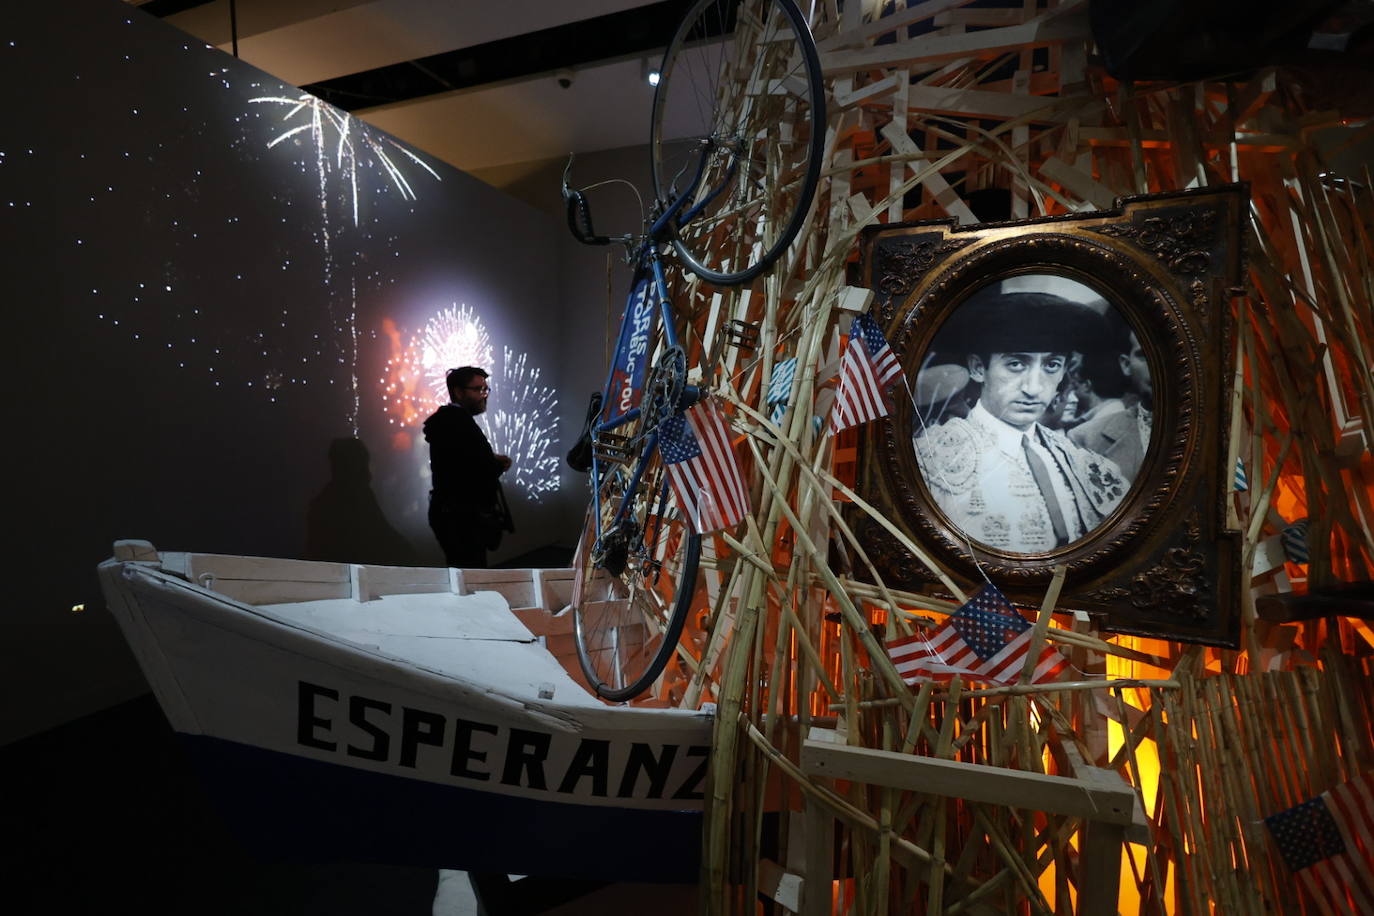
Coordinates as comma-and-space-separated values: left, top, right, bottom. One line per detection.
562, 0, 825, 702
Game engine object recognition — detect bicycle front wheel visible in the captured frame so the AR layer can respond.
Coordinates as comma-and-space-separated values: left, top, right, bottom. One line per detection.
573, 448, 702, 703
650, 0, 825, 287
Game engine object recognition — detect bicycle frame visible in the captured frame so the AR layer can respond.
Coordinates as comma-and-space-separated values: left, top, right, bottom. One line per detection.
585, 144, 727, 560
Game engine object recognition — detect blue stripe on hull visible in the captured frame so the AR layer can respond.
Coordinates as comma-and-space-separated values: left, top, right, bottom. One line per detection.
180, 734, 702, 883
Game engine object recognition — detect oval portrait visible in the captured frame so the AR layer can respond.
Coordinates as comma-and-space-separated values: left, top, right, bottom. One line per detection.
910, 274, 1153, 555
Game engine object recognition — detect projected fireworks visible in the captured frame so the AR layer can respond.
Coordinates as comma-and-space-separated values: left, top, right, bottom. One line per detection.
487, 349, 561, 499
44, 0, 566, 558
381, 305, 560, 500
249, 94, 441, 227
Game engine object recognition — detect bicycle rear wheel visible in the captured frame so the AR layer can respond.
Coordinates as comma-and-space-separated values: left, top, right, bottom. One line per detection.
573, 446, 702, 703
650, 0, 826, 287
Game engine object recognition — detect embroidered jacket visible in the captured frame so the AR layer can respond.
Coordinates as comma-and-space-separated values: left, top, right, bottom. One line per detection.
914, 402, 1128, 552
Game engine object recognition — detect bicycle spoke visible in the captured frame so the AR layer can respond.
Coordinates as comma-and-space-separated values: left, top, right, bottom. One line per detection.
651, 0, 825, 285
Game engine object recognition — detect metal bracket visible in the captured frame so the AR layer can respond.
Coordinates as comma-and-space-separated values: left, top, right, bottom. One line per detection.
592, 431, 635, 464
725, 319, 760, 351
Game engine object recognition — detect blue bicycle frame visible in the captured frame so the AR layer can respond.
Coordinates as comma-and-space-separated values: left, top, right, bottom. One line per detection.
584, 146, 731, 561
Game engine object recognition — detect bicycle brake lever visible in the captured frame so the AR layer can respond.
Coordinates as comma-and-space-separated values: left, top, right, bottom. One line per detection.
560, 153, 576, 200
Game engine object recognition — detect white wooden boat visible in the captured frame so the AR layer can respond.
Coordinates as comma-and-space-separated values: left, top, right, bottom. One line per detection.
97, 540, 712, 882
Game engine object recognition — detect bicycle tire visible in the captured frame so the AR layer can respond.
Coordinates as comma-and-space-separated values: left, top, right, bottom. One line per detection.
649, 0, 826, 287
572, 448, 703, 703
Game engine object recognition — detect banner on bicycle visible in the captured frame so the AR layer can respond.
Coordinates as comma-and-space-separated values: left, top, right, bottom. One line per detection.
605, 274, 659, 425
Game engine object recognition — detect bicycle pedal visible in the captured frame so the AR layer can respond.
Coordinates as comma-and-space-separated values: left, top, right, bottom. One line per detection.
725, 319, 760, 351
592, 432, 635, 464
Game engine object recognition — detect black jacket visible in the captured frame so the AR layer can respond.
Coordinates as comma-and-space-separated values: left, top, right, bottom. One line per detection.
423, 404, 502, 512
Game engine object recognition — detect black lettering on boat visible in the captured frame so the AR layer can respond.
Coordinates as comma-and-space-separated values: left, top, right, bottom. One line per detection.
399, 706, 446, 768
557, 738, 610, 797
345, 695, 391, 762
616, 743, 678, 799
450, 717, 499, 780
671, 745, 710, 801
502, 728, 551, 790
297, 681, 338, 751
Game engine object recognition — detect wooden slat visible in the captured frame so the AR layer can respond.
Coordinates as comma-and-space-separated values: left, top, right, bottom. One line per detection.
210, 579, 351, 606
904, 83, 1074, 121
819, 8, 1088, 77
880, 121, 977, 224
534, 567, 576, 612
817, 0, 979, 51
800, 739, 1137, 824
455, 568, 537, 609
1039, 155, 1117, 210
357, 564, 451, 601
186, 553, 350, 585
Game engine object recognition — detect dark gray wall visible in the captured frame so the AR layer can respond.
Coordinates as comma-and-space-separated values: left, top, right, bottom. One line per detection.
3, 0, 585, 744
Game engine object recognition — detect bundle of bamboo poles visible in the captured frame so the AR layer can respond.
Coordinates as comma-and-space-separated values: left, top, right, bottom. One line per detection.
628, 1, 1374, 912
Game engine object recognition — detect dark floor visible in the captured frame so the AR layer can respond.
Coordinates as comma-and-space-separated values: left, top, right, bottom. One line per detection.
5, 545, 582, 916
5, 693, 445, 915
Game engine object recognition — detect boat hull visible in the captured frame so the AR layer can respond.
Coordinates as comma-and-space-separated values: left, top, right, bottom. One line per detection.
98, 550, 713, 882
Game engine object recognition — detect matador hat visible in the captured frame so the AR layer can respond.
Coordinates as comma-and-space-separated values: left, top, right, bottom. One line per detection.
932, 289, 1104, 358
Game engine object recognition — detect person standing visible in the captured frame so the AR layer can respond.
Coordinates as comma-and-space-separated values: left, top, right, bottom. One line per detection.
424, 366, 511, 568
1069, 325, 1153, 482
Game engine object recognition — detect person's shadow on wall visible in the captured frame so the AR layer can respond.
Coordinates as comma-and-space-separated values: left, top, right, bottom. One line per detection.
305, 437, 420, 567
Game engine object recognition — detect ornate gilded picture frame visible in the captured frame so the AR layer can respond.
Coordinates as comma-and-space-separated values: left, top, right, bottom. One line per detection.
852, 185, 1248, 645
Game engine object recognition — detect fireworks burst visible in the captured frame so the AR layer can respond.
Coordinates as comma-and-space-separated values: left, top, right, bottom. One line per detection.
249, 94, 441, 226
381, 306, 559, 500
485, 349, 560, 499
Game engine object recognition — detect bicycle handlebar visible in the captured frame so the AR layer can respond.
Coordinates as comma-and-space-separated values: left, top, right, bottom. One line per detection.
561, 154, 614, 247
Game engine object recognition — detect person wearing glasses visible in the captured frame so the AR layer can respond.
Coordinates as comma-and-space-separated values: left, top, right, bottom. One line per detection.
423, 366, 512, 568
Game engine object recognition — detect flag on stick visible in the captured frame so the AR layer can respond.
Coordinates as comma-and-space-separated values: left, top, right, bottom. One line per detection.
1264, 771, 1374, 915
659, 400, 749, 535
831, 314, 905, 434
886, 583, 1069, 686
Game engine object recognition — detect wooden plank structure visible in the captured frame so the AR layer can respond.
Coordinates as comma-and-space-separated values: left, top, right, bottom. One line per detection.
599, 1, 1373, 912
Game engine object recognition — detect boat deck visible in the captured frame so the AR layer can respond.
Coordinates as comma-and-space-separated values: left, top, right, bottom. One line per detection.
262, 590, 603, 708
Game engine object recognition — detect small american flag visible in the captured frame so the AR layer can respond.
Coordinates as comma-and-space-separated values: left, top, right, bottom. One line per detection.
886, 583, 1069, 686
831, 314, 905, 434
658, 400, 749, 535
1264, 771, 1374, 914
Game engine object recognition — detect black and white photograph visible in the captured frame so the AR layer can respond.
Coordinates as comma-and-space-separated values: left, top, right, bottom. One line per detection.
911, 274, 1154, 555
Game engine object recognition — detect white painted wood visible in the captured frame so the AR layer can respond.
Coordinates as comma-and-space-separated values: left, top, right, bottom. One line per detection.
357, 564, 451, 601
835, 285, 874, 315
759, 859, 803, 913
209, 579, 353, 605
1011, 68, 1030, 219
846, 192, 876, 227
188, 553, 350, 585
832, 74, 898, 109
1251, 532, 1288, 578
888, 69, 910, 220
455, 568, 537, 609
